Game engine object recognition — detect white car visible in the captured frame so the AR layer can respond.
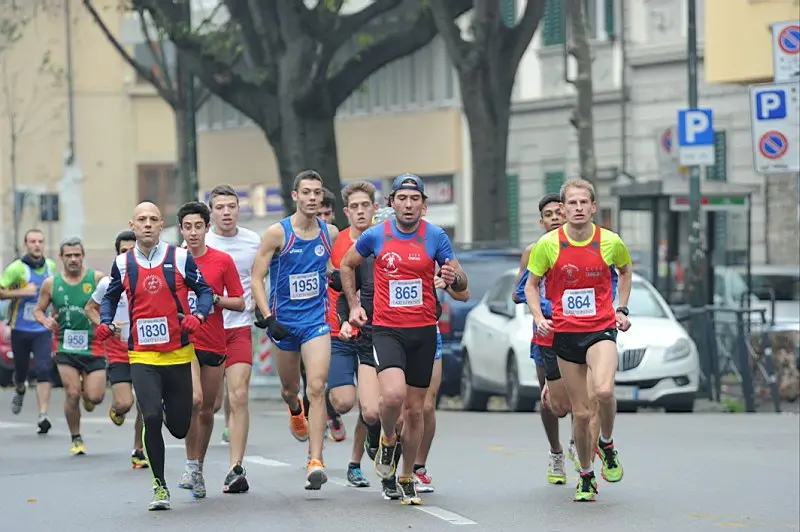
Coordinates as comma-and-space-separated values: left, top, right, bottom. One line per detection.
460, 269, 700, 413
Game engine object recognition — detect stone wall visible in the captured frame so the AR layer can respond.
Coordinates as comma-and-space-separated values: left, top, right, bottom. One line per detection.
765, 174, 800, 266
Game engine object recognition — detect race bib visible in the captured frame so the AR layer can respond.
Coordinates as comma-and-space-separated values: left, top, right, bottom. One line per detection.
63, 329, 88, 351
136, 317, 170, 346
188, 291, 215, 315
389, 279, 423, 308
289, 272, 320, 300
562, 288, 596, 317
22, 302, 36, 322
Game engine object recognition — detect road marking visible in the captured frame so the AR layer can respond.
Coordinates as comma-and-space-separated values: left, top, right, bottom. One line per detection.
416, 506, 478, 525
243, 455, 291, 467
0, 421, 30, 429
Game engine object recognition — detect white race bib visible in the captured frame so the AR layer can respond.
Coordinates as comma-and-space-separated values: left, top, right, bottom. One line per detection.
63, 329, 88, 351
22, 302, 36, 322
389, 279, 423, 308
289, 272, 320, 300
562, 288, 597, 317
136, 317, 170, 346
188, 291, 214, 315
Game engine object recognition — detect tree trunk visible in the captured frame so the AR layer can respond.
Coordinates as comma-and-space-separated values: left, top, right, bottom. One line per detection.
173, 102, 190, 205
568, 0, 597, 189
460, 64, 514, 244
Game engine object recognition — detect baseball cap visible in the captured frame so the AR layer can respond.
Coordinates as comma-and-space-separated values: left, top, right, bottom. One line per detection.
391, 174, 426, 196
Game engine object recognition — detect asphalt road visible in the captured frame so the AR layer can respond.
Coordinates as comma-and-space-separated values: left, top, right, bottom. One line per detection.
1, 389, 798, 531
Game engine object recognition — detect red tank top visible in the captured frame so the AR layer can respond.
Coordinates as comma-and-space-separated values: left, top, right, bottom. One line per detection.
372, 220, 437, 328
105, 337, 128, 364
548, 226, 616, 334
326, 230, 355, 336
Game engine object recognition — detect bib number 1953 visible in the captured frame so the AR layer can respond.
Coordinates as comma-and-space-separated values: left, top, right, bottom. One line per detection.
389, 279, 422, 308
562, 288, 596, 317
136, 317, 170, 346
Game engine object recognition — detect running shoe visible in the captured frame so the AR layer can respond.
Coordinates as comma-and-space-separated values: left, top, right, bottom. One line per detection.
37, 414, 51, 435
82, 395, 95, 413
109, 406, 125, 426
347, 464, 370, 488
381, 477, 403, 500
11, 389, 24, 415
374, 433, 398, 479
413, 466, 434, 493
327, 414, 346, 442
221, 427, 230, 444
70, 436, 86, 455
364, 429, 379, 461
574, 471, 598, 502
567, 439, 580, 472
288, 400, 309, 442
223, 464, 249, 494
178, 469, 194, 490
190, 470, 206, 499
149, 480, 171, 511
305, 459, 327, 490
398, 475, 422, 505
547, 451, 567, 485
596, 439, 624, 482
131, 449, 149, 469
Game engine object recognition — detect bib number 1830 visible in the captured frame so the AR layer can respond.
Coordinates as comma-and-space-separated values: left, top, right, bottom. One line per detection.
136, 317, 170, 346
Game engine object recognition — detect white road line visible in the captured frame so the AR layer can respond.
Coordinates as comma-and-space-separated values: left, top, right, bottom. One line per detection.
0, 421, 29, 429
415, 506, 478, 525
244, 455, 291, 467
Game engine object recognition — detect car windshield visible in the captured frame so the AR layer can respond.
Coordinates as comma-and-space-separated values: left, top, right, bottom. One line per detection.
458, 258, 520, 301
749, 274, 800, 301
625, 281, 668, 318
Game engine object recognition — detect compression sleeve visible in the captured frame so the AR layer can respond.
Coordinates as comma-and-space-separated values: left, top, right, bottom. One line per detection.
433, 227, 455, 267
0, 260, 24, 289
183, 253, 213, 316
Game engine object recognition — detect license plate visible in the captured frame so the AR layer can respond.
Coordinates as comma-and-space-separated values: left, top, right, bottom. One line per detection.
616, 385, 640, 401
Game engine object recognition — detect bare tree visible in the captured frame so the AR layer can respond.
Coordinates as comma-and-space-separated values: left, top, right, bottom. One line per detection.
430, 1, 545, 242
567, 0, 597, 187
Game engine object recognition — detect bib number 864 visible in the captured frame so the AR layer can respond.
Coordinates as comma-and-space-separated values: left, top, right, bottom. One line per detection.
394, 284, 418, 301
566, 294, 591, 310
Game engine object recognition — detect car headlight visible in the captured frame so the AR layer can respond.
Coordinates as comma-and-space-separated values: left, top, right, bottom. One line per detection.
663, 338, 691, 362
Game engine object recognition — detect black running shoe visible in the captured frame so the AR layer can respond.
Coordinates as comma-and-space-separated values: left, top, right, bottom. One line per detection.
381, 477, 403, 500
223, 464, 249, 494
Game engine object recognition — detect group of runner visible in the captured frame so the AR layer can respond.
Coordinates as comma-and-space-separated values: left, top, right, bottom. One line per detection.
1, 172, 633, 508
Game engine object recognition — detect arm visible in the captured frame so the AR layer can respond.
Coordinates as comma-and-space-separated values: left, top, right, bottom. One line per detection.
100, 260, 124, 326
525, 273, 546, 325
252, 224, 284, 318
33, 278, 56, 329
336, 289, 352, 325
435, 231, 468, 293
182, 252, 213, 318
446, 285, 470, 302
340, 246, 366, 312
612, 238, 633, 308
219, 255, 246, 312
85, 276, 109, 327
514, 242, 535, 288
525, 238, 554, 325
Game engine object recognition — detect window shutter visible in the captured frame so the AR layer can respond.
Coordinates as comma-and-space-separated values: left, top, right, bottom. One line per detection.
544, 171, 565, 195
501, 0, 516, 28
507, 173, 520, 246
604, 0, 616, 39
543, 0, 565, 46
706, 131, 727, 182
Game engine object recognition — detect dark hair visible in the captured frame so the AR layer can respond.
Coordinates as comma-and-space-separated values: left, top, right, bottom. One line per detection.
24, 228, 44, 243
177, 201, 211, 226
538, 193, 561, 215
59, 236, 84, 256
293, 170, 323, 191
321, 187, 336, 209
114, 230, 136, 254
208, 184, 238, 208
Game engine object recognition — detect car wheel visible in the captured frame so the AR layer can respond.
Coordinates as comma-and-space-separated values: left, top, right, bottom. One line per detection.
663, 397, 695, 413
506, 353, 536, 412
460, 353, 489, 412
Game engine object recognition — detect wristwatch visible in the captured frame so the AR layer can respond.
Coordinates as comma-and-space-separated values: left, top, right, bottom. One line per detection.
108, 323, 118, 333
616, 306, 629, 316
193, 313, 206, 324
213, 294, 221, 306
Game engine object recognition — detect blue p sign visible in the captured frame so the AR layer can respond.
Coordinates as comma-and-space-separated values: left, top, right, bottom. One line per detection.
677, 109, 714, 147
756, 90, 787, 120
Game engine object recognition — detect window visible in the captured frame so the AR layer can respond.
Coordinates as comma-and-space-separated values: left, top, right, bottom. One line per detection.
600, 207, 613, 229
501, 0, 516, 28
544, 170, 564, 195
407, 54, 418, 104
133, 41, 176, 84
489, 275, 516, 305
460, 258, 520, 301
137, 164, 180, 222
542, 0, 615, 46
616, 282, 668, 318
705, 131, 727, 181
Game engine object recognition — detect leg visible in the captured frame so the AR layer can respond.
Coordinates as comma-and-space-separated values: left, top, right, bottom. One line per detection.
56, 360, 83, 443
372, 328, 408, 471
31, 332, 54, 420
328, 339, 357, 416
586, 337, 624, 483
414, 356, 442, 493
356, 357, 382, 458
275, 343, 305, 438
131, 363, 166, 484
162, 363, 194, 440
300, 333, 331, 463
81, 362, 107, 406
111, 382, 135, 417
224, 327, 254, 471
10, 331, 32, 414
184, 359, 203, 463
196, 360, 225, 463
556, 358, 592, 470
300, 359, 310, 420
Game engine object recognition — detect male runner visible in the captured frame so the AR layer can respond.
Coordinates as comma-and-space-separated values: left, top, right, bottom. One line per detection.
0, 229, 57, 433
325, 181, 379, 487
251, 169, 338, 490
526, 178, 632, 502
97, 202, 213, 511
85, 230, 149, 468
33, 237, 106, 455
176, 201, 245, 499
318, 187, 336, 223
340, 173, 468, 505
205, 185, 262, 493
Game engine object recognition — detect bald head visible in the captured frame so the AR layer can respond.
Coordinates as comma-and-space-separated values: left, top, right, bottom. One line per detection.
129, 201, 163, 249
133, 201, 161, 219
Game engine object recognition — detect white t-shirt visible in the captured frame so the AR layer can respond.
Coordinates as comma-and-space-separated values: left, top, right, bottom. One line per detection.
91, 276, 130, 342
206, 226, 262, 329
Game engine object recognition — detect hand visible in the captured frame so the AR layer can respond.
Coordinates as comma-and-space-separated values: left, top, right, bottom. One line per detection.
338, 321, 353, 341
328, 270, 343, 292
95, 324, 113, 342
439, 259, 457, 285
536, 318, 554, 337
433, 275, 447, 290
511, 293, 521, 304
42, 317, 57, 331
541, 383, 551, 411
180, 314, 202, 333
616, 312, 631, 332
20, 283, 37, 297
265, 315, 291, 341
349, 306, 368, 327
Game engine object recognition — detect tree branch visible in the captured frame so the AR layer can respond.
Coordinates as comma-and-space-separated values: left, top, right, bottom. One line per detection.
138, 8, 175, 93
505, 0, 546, 68
194, 83, 211, 111
324, 0, 404, 54
82, 0, 177, 106
428, 1, 471, 71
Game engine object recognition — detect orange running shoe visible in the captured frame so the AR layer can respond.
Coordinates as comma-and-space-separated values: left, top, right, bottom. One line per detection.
289, 398, 309, 442
305, 458, 327, 490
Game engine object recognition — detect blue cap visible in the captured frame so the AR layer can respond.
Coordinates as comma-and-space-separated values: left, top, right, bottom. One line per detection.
391, 174, 426, 196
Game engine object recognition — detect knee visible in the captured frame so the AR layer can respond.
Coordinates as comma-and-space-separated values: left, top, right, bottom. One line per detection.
402, 405, 423, 427
114, 398, 134, 414
330, 389, 354, 414
87, 391, 105, 405
142, 409, 163, 427
280, 382, 301, 403
198, 406, 214, 424
65, 387, 81, 403
304, 378, 325, 402
422, 395, 436, 419
381, 385, 405, 411
594, 386, 614, 405
572, 401, 593, 425
229, 384, 249, 410
166, 418, 191, 440
361, 406, 380, 426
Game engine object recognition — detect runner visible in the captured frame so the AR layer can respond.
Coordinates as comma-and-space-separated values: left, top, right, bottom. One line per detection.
317, 187, 336, 223
205, 185, 262, 493
84, 230, 149, 468
251, 169, 338, 490
32, 237, 106, 455
325, 181, 379, 487
526, 178, 632, 502
340, 174, 468, 505
97, 201, 214, 511
176, 201, 245, 499
0, 229, 57, 433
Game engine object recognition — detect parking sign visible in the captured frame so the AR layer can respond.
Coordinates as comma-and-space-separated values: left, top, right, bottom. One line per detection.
772, 21, 800, 83
677, 109, 715, 166
749, 82, 800, 174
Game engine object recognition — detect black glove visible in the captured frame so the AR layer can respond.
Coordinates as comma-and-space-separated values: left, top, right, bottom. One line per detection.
254, 309, 290, 341
328, 269, 343, 292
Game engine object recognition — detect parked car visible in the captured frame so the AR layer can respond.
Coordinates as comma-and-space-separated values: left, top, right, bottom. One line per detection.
732, 264, 800, 332
437, 249, 522, 402
461, 271, 700, 413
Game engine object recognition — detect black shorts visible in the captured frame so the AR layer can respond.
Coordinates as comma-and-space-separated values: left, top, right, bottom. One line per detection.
354, 327, 376, 367
108, 362, 132, 385
195, 349, 226, 367
372, 325, 437, 388
131, 362, 193, 439
553, 329, 617, 365
53, 352, 107, 374
540, 346, 562, 381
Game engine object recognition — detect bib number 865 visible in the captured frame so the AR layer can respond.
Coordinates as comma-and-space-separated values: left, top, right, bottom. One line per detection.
566, 294, 591, 310
394, 284, 418, 301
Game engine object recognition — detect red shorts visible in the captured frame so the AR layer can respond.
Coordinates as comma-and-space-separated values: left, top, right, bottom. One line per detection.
225, 326, 252, 368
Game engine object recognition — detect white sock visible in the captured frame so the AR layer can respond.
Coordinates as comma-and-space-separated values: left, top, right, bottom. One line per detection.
186, 459, 200, 470
580, 466, 593, 475
599, 435, 613, 445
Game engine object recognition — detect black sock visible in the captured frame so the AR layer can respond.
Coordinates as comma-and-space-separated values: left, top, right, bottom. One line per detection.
71, 433, 81, 441
289, 400, 303, 417
413, 463, 424, 473
348, 461, 359, 470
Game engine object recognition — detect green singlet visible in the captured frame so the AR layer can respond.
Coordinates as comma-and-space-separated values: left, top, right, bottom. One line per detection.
52, 269, 98, 356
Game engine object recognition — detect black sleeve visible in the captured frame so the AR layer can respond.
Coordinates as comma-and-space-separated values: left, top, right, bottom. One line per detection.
336, 291, 351, 324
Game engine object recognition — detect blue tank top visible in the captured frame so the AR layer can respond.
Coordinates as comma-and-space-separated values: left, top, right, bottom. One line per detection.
13, 262, 52, 333
515, 270, 553, 318
268, 217, 333, 326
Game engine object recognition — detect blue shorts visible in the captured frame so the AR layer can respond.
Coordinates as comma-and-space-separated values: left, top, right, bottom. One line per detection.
271, 322, 330, 353
329, 339, 358, 389
435, 330, 442, 361
530, 343, 544, 367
